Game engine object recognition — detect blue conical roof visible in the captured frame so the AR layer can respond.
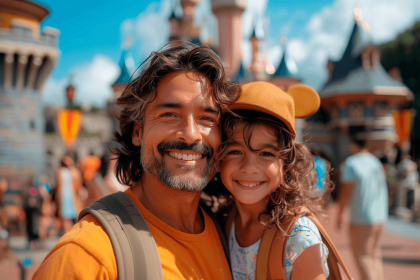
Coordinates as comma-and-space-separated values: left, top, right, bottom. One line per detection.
232, 61, 246, 82
272, 51, 292, 77
113, 51, 131, 85
320, 20, 410, 98
325, 21, 371, 85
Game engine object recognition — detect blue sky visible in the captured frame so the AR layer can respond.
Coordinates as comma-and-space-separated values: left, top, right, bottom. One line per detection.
39, 0, 333, 80
37, 0, 420, 107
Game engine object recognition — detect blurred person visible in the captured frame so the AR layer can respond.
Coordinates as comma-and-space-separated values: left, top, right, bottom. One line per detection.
56, 156, 78, 233
379, 156, 398, 213
397, 154, 419, 212
23, 176, 43, 249
311, 151, 329, 196
80, 155, 110, 207
38, 175, 53, 248
337, 138, 388, 280
0, 179, 8, 231
103, 158, 128, 193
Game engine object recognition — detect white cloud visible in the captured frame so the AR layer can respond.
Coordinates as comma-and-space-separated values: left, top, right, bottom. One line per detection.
286, 0, 420, 89
42, 55, 120, 107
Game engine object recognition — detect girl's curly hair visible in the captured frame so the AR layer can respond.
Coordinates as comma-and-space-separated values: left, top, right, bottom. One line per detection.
217, 110, 334, 232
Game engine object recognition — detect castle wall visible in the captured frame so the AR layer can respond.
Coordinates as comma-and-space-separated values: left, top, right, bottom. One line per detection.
0, 89, 45, 177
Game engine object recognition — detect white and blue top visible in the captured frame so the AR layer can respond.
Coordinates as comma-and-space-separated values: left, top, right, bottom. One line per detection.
229, 216, 330, 280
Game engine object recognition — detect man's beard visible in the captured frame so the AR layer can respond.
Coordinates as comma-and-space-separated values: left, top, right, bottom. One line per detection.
140, 141, 219, 192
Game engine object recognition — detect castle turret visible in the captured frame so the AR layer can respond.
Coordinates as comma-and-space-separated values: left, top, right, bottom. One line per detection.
249, 24, 265, 80
269, 38, 300, 90
211, 0, 246, 76
180, 0, 200, 40
111, 50, 132, 98
169, 7, 182, 47
0, 0, 60, 179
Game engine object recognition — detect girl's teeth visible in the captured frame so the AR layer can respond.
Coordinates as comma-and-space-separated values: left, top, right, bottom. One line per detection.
238, 181, 263, 187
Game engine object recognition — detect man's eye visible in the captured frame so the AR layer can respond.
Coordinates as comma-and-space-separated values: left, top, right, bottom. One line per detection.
161, 113, 176, 117
261, 152, 275, 157
227, 150, 242, 155
201, 116, 216, 122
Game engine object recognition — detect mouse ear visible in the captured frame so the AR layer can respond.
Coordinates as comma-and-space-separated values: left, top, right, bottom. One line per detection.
286, 85, 320, 118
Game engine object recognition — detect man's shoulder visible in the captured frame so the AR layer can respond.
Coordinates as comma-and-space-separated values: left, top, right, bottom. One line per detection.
34, 214, 117, 280
55, 214, 115, 261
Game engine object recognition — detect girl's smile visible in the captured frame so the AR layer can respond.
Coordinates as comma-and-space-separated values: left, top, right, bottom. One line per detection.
221, 122, 283, 205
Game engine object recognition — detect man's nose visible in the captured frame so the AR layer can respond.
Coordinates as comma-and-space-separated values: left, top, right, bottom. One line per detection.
176, 115, 202, 144
239, 154, 260, 175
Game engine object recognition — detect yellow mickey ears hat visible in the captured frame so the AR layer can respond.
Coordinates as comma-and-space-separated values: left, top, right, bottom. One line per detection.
230, 81, 320, 138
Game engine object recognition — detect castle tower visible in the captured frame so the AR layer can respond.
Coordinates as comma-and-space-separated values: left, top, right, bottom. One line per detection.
249, 25, 265, 81
269, 38, 301, 90
168, 7, 182, 47
211, 0, 246, 76
0, 0, 60, 179
180, 0, 200, 40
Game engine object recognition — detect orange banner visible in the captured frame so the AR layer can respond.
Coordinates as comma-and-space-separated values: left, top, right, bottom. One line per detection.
57, 109, 83, 148
393, 109, 414, 147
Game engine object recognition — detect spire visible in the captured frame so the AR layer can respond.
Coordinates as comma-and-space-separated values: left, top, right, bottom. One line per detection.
113, 50, 131, 85
232, 61, 246, 82
250, 19, 264, 40
326, 6, 372, 83
272, 37, 293, 77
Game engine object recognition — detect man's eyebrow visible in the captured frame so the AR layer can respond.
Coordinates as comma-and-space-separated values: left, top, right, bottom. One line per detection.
154, 102, 183, 109
199, 105, 219, 114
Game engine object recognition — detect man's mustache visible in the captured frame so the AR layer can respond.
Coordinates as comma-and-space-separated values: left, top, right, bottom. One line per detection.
157, 141, 214, 158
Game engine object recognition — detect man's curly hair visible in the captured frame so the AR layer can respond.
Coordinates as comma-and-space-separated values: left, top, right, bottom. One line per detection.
111, 43, 241, 186
218, 110, 334, 232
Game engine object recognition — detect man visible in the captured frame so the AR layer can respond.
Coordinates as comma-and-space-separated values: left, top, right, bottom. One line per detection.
33, 44, 241, 279
337, 138, 388, 280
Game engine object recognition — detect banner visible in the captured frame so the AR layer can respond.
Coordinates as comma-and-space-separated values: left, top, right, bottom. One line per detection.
57, 109, 83, 148
393, 109, 414, 147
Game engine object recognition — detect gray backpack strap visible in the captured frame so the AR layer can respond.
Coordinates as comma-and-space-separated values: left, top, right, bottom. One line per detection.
78, 191, 163, 280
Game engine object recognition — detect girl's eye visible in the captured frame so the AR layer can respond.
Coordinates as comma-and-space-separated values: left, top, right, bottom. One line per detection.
227, 150, 242, 155
261, 151, 275, 157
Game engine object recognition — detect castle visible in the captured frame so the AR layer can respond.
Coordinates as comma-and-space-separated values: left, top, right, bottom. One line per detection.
0, 0, 59, 184
0, 0, 413, 187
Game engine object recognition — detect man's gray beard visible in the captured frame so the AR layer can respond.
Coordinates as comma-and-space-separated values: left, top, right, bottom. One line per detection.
140, 144, 219, 192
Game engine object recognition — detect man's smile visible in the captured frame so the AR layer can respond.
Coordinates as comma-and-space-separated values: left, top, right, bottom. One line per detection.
166, 150, 206, 161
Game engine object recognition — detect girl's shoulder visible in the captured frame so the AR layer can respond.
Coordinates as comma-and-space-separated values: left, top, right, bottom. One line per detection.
285, 216, 329, 279
286, 216, 324, 260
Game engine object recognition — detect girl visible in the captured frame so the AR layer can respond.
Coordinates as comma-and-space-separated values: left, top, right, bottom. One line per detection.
219, 82, 335, 280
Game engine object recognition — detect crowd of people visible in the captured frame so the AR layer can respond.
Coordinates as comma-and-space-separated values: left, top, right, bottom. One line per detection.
0, 155, 128, 251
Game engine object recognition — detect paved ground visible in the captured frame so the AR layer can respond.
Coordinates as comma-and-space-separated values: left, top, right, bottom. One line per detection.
1, 204, 419, 280
320, 204, 420, 280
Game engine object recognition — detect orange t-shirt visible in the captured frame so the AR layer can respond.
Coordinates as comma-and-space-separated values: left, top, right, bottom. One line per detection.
33, 189, 232, 280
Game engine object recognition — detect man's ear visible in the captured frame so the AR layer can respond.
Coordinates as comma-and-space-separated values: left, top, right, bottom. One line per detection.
132, 123, 142, 146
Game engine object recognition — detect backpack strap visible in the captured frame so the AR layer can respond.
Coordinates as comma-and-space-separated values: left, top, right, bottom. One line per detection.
199, 200, 231, 267
256, 211, 354, 280
78, 191, 163, 280
306, 213, 353, 280
255, 215, 300, 280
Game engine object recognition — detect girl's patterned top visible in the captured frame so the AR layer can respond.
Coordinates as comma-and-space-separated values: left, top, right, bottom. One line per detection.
229, 216, 330, 280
